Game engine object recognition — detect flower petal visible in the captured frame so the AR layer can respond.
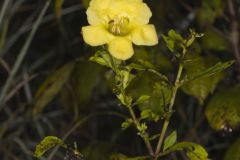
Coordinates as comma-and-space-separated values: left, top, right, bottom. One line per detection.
131, 24, 158, 46
86, 0, 111, 25
108, 37, 134, 60
82, 26, 114, 46
133, 2, 152, 25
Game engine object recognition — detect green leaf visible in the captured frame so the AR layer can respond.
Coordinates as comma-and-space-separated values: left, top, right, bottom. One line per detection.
197, 0, 225, 25
140, 109, 160, 122
121, 119, 133, 129
60, 61, 103, 111
163, 131, 177, 151
34, 136, 66, 158
181, 60, 234, 85
224, 138, 240, 160
90, 50, 112, 68
206, 86, 240, 130
32, 62, 75, 117
135, 95, 150, 105
186, 29, 204, 47
128, 71, 172, 114
90, 50, 122, 71
152, 82, 172, 108
117, 93, 132, 107
165, 142, 208, 160
129, 60, 169, 83
163, 29, 184, 54
181, 55, 228, 104
119, 70, 136, 89
201, 28, 229, 51
137, 123, 148, 136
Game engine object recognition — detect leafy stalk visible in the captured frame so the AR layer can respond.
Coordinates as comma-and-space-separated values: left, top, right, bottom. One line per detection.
154, 54, 185, 159
109, 55, 154, 157
127, 103, 154, 156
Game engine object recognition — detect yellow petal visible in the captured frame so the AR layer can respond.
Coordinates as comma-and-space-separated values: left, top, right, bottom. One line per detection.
82, 26, 114, 46
108, 37, 134, 60
133, 2, 152, 25
131, 24, 158, 46
106, 0, 151, 25
86, 0, 111, 25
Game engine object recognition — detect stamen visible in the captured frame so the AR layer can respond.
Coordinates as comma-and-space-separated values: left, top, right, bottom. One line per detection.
108, 16, 130, 36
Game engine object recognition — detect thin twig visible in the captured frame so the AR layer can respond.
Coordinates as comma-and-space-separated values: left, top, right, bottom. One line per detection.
227, 0, 240, 72
128, 106, 154, 156
154, 62, 184, 159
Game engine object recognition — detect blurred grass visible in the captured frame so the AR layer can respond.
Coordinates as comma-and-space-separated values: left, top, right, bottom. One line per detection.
0, 0, 239, 160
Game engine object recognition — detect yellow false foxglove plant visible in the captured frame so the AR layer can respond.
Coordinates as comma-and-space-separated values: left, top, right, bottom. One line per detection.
82, 0, 158, 60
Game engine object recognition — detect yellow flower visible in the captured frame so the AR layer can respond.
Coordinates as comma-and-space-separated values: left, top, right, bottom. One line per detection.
82, 0, 158, 60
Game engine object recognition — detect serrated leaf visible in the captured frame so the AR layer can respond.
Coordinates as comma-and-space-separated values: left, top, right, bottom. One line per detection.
181, 55, 229, 104
163, 131, 177, 151
128, 72, 172, 114
166, 142, 208, 160
224, 138, 240, 160
32, 62, 75, 117
34, 136, 66, 158
181, 60, 234, 85
135, 95, 150, 105
206, 86, 240, 130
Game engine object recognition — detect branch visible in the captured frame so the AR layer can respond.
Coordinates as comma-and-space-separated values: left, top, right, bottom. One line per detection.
227, 0, 240, 72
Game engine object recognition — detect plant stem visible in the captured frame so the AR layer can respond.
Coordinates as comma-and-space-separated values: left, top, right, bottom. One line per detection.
154, 62, 184, 159
128, 106, 154, 156
109, 54, 154, 156
227, 0, 240, 72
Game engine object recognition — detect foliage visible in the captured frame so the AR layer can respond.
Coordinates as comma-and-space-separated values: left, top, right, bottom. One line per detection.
34, 136, 66, 157
0, 0, 239, 160
32, 61, 75, 117
206, 86, 240, 130
224, 138, 240, 160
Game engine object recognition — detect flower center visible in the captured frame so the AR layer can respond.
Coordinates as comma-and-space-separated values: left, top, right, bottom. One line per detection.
108, 16, 130, 36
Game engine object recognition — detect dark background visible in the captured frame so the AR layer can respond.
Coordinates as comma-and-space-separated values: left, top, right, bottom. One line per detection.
0, 0, 239, 159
